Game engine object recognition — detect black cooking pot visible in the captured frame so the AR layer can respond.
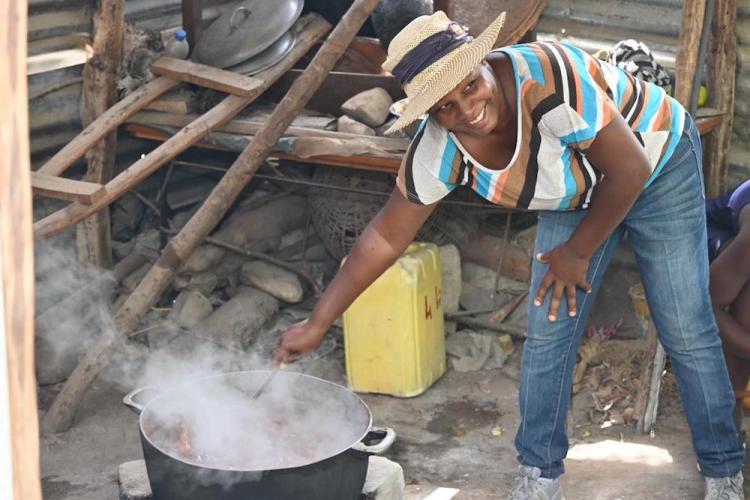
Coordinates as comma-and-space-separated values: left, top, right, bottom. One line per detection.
123, 370, 395, 500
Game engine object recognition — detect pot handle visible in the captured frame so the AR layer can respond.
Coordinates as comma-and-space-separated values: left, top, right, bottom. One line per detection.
122, 386, 160, 415
352, 427, 396, 455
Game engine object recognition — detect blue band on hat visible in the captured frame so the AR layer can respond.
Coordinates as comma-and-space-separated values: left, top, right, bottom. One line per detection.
392, 23, 473, 85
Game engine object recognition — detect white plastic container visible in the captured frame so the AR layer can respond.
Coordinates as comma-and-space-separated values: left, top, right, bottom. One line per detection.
165, 29, 190, 59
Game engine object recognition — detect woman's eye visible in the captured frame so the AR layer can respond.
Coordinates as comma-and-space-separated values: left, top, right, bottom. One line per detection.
439, 102, 452, 112
464, 79, 477, 93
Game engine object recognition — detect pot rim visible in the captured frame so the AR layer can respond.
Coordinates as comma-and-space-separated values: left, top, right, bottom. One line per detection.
136, 370, 374, 472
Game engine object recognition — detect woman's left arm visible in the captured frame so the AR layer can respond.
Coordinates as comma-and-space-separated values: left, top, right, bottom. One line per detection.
535, 112, 652, 320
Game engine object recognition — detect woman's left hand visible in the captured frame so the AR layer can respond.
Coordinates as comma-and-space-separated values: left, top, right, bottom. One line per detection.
534, 243, 593, 321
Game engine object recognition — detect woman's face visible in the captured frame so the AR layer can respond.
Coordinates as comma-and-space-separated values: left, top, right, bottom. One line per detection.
428, 62, 500, 137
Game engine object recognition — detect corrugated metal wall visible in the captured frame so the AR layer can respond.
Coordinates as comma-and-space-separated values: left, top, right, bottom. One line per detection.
27, 0, 235, 164
536, 0, 750, 182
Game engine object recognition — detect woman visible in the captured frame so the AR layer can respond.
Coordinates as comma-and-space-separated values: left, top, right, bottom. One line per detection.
707, 180, 750, 430
275, 11, 745, 499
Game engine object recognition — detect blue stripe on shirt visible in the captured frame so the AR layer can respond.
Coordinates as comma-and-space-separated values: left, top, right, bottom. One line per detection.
438, 136, 458, 185
559, 146, 577, 209
646, 97, 685, 187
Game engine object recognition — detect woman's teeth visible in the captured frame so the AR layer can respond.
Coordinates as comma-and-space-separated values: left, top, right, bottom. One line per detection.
469, 105, 486, 125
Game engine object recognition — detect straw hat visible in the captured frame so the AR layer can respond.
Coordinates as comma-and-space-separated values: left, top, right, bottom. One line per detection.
383, 10, 506, 134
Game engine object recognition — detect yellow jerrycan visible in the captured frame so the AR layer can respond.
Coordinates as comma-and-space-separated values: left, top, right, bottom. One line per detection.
343, 242, 446, 397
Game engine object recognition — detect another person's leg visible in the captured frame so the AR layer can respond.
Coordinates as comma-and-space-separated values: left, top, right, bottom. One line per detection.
625, 117, 744, 480
514, 210, 625, 479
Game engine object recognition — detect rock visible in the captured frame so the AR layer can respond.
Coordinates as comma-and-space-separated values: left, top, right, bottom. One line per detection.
133, 229, 161, 260
180, 271, 219, 296
438, 244, 461, 314
182, 245, 225, 273
280, 228, 307, 249
195, 287, 279, 349
212, 253, 247, 281
446, 330, 510, 372
112, 239, 136, 260
213, 195, 308, 250
112, 196, 145, 242
361, 456, 405, 500
240, 261, 304, 303
337, 115, 376, 136
462, 262, 528, 294
169, 290, 213, 328
121, 262, 151, 293
118, 460, 152, 500
512, 223, 537, 256
341, 87, 393, 127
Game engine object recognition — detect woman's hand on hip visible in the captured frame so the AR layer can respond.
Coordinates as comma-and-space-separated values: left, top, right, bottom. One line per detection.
534, 242, 592, 321
274, 319, 327, 364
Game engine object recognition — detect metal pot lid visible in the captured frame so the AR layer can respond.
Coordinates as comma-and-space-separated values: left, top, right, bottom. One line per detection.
192, 0, 304, 69
228, 29, 296, 76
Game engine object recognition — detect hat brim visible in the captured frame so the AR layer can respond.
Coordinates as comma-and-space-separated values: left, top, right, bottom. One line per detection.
385, 11, 506, 135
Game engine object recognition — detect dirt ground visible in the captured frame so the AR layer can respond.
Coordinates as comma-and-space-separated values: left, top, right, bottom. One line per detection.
38, 333, 750, 500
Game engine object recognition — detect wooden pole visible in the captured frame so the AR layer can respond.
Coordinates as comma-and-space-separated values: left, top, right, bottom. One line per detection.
0, 0, 43, 496
674, 0, 706, 107
42, 5, 376, 433
182, 0, 203, 54
76, 0, 125, 268
703, 0, 737, 197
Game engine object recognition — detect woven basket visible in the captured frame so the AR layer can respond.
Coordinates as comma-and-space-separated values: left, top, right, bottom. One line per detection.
308, 167, 479, 260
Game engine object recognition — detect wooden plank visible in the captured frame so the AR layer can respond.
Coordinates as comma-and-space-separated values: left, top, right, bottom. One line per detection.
0, 0, 43, 496
31, 173, 106, 204
40, 1, 371, 434
34, 14, 332, 242
674, 0, 707, 107
127, 111, 410, 151
703, 0, 737, 197
26, 47, 90, 75
37, 76, 180, 177
76, 0, 125, 268
123, 123, 402, 173
151, 57, 264, 96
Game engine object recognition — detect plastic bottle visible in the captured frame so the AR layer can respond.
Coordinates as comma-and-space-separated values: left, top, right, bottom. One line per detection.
165, 29, 190, 59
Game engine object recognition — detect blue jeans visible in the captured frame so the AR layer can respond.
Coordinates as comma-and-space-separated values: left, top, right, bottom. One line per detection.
515, 115, 745, 478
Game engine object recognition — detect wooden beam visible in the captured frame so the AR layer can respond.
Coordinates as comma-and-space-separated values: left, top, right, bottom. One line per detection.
41, 0, 373, 434
151, 57, 264, 96
26, 47, 91, 75
702, 0, 737, 197
36, 76, 180, 177
674, 0, 707, 107
76, 0, 125, 268
0, 0, 43, 495
31, 173, 105, 204
33, 14, 331, 242
127, 110, 410, 151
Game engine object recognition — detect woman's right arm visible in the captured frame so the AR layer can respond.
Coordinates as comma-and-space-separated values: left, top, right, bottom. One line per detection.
274, 188, 437, 363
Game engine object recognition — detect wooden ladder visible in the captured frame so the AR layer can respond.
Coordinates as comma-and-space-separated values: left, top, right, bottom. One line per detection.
32, 14, 326, 240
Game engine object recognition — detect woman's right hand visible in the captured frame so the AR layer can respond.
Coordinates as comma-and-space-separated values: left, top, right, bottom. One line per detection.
274, 319, 327, 364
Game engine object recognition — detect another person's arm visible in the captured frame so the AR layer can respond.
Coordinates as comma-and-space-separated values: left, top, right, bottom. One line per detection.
710, 206, 750, 358
535, 112, 652, 320
275, 189, 437, 363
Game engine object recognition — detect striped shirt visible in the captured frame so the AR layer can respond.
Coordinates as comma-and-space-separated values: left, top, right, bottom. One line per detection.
396, 41, 686, 210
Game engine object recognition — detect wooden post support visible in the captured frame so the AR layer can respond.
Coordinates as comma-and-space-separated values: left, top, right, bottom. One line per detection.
674, 0, 707, 107
703, 0, 737, 197
40, 11, 342, 434
76, 0, 125, 268
0, 0, 43, 496
182, 0, 203, 52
